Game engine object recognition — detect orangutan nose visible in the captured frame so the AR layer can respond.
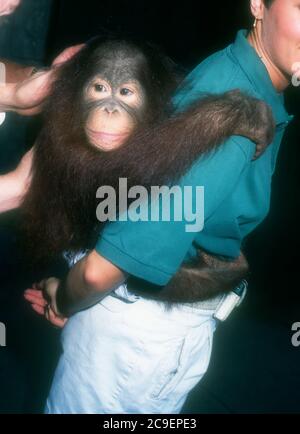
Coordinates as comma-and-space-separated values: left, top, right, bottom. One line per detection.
101, 103, 119, 115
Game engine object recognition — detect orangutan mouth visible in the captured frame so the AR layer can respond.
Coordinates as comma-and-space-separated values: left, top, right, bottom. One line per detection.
87, 129, 129, 144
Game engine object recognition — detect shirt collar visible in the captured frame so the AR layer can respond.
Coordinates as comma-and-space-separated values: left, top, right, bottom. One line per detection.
230, 29, 293, 126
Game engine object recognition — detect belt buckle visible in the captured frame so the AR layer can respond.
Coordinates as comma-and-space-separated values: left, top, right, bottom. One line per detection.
213, 279, 248, 322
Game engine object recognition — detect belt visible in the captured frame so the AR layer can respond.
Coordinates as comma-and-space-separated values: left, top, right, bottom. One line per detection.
173, 279, 248, 321
126, 278, 248, 322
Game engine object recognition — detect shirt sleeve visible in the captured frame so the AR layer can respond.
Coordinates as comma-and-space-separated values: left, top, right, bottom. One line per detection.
95, 135, 252, 286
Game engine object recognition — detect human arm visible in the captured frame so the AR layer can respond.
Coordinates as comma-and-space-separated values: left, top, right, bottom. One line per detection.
24, 247, 125, 325
26, 250, 127, 318
0, 172, 24, 212
94, 137, 252, 285
0, 57, 53, 114
24, 136, 251, 317
44, 138, 250, 317
0, 44, 85, 115
1, 59, 34, 84
56, 250, 127, 316
0, 147, 33, 213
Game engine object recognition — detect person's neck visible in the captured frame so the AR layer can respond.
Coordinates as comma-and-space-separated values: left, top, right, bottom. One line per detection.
247, 27, 289, 92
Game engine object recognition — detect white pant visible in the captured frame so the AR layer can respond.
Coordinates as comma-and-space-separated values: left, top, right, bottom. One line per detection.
45, 284, 217, 414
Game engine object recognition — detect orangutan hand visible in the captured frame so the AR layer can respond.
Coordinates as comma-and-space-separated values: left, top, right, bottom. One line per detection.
24, 281, 67, 328
24, 285, 67, 328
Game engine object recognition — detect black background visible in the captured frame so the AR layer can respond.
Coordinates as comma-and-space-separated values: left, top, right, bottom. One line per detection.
0, 0, 299, 414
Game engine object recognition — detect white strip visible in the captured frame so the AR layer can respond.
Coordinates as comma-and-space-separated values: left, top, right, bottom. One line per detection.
0, 112, 5, 125
0, 62, 6, 126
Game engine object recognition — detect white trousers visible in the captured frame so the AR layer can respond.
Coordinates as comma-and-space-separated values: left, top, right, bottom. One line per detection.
45, 283, 217, 414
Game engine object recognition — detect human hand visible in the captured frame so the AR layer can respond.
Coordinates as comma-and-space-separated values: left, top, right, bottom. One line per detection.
52, 43, 86, 67
5, 43, 86, 115
0, 0, 21, 16
24, 283, 67, 328
10, 69, 54, 115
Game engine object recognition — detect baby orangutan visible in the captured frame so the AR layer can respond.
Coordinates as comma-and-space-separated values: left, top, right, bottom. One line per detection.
22, 37, 275, 309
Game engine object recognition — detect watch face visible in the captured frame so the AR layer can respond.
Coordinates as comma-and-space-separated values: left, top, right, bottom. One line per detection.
0, 112, 5, 126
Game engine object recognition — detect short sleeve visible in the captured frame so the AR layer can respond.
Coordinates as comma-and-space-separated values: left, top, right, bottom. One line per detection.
95, 136, 250, 285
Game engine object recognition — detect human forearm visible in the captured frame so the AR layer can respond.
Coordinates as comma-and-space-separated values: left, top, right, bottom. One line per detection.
0, 81, 15, 111
57, 250, 127, 316
56, 257, 108, 317
0, 171, 24, 212
0, 148, 33, 213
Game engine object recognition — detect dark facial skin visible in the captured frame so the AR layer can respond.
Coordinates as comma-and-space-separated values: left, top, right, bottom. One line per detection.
82, 44, 149, 151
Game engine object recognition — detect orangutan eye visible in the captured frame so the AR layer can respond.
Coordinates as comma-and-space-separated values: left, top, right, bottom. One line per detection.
94, 84, 106, 92
120, 88, 133, 96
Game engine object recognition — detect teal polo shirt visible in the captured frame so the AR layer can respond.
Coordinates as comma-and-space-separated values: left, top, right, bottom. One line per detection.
95, 29, 293, 286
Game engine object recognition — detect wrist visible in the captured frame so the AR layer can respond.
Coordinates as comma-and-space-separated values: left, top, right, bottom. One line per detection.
11, 168, 26, 203
56, 277, 70, 318
0, 82, 16, 111
13, 163, 29, 195
0, 171, 24, 213
6, 63, 36, 83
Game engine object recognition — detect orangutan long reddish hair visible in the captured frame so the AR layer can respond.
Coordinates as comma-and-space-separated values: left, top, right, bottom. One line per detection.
21, 38, 275, 305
